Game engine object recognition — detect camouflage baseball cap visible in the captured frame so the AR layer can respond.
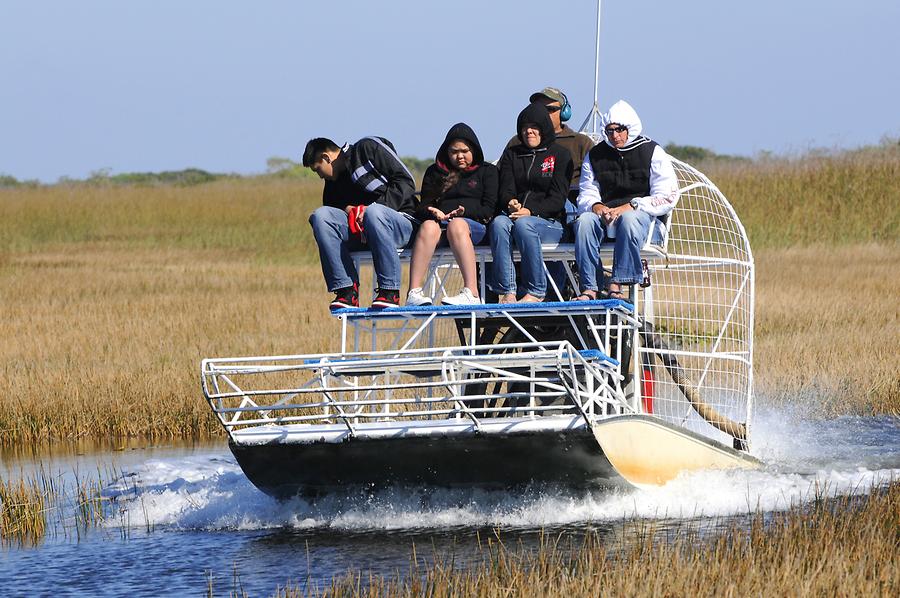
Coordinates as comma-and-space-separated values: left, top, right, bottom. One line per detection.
529, 87, 565, 104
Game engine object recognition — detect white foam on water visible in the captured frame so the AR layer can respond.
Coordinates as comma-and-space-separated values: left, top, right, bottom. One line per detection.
104, 410, 899, 532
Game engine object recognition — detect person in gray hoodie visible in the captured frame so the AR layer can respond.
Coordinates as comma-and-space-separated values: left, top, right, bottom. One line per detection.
573, 100, 678, 302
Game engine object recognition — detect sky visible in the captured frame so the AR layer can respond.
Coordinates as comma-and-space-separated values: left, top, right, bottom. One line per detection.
1, 0, 898, 182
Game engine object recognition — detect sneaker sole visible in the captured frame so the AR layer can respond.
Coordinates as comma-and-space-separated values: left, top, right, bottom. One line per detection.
330, 301, 357, 311
370, 300, 400, 309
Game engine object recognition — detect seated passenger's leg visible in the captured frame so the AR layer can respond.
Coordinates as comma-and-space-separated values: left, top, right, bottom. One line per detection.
409, 219, 442, 291
488, 215, 516, 300
573, 211, 606, 295
544, 200, 579, 300
610, 209, 653, 285
363, 203, 414, 292
446, 217, 482, 299
309, 206, 359, 291
511, 216, 564, 300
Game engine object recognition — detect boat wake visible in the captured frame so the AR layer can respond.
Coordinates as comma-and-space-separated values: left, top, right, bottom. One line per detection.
103, 409, 900, 533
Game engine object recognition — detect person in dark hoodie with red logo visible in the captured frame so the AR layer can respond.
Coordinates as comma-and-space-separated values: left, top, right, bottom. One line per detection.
406, 123, 498, 306
490, 102, 573, 303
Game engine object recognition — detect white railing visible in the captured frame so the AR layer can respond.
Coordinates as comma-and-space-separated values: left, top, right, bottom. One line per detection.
202, 341, 630, 441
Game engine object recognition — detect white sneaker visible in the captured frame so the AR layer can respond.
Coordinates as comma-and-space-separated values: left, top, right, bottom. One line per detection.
441, 288, 481, 306
406, 287, 433, 306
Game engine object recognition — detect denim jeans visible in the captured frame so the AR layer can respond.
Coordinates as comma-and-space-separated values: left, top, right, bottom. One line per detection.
308, 203, 414, 291
573, 209, 653, 290
437, 217, 488, 246
489, 215, 564, 298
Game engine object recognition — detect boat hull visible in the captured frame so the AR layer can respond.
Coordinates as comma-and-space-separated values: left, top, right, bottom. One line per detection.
229, 428, 622, 498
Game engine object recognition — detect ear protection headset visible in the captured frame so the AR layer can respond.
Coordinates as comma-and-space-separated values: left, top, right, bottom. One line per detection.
559, 91, 572, 122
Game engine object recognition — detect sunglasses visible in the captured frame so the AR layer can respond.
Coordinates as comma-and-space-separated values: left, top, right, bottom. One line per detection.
545, 105, 561, 113
605, 125, 628, 135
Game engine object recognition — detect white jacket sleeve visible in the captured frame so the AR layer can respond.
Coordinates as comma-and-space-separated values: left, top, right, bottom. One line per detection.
575, 154, 602, 214
633, 145, 679, 217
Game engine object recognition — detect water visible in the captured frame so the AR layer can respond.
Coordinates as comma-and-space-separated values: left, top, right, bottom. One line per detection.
1, 408, 898, 597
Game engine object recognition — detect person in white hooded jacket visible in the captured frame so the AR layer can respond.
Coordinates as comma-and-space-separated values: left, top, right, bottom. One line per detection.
572, 100, 678, 301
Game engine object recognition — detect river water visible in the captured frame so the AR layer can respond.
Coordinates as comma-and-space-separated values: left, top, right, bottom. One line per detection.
1, 407, 898, 597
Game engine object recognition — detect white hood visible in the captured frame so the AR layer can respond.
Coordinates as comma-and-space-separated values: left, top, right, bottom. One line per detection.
602, 100, 643, 147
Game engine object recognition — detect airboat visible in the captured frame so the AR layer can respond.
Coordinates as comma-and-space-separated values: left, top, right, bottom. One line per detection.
200, 4, 761, 498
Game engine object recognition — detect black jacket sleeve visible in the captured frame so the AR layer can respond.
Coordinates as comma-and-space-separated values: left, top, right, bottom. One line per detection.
350, 138, 417, 214
416, 164, 442, 220
472, 163, 499, 222
497, 148, 517, 212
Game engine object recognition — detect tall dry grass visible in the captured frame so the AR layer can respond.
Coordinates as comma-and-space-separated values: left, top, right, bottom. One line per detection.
0, 474, 46, 545
0, 467, 110, 545
754, 244, 899, 414
270, 481, 900, 597
704, 142, 900, 248
0, 146, 897, 444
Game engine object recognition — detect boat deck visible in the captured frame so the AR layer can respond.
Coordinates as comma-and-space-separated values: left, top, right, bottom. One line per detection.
229, 413, 591, 446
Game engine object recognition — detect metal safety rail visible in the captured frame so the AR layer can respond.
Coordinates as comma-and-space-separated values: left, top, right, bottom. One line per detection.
331, 298, 638, 357
201, 340, 632, 443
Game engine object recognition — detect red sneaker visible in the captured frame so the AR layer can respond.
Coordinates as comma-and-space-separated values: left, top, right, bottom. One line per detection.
329, 283, 359, 311
371, 288, 400, 309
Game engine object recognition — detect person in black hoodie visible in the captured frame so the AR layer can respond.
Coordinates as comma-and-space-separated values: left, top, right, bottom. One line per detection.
490, 102, 573, 303
406, 123, 498, 306
303, 136, 418, 310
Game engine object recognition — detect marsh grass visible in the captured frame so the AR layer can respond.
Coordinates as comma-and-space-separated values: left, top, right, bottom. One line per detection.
269, 481, 900, 597
0, 473, 47, 545
705, 142, 900, 248
0, 466, 115, 545
754, 244, 899, 414
1, 146, 898, 444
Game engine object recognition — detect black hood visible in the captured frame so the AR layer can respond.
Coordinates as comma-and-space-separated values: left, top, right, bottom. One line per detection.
515, 102, 556, 149
436, 122, 485, 166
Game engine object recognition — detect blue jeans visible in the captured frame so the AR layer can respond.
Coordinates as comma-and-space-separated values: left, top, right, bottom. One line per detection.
573, 209, 653, 291
489, 215, 564, 298
437, 217, 487, 246
308, 204, 414, 291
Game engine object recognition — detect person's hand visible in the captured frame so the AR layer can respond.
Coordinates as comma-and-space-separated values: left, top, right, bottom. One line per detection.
354, 206, 366, 228
592, 202, 609, 218
446, 205, 465, 219
345, 205, 355, 215
507, 199, 522, 213
509, 207, 532, 220
427, 206, 449, 221
602, 204, 632, 226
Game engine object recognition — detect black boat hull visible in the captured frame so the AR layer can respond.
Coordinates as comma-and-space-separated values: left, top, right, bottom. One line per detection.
229, 428, 621, 498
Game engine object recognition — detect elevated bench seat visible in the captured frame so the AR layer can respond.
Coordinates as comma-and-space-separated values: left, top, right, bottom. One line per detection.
349, 241, 667, 268
347, 213, 671, 303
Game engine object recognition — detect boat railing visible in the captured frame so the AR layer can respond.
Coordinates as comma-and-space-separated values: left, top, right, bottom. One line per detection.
201, 340, 632, 442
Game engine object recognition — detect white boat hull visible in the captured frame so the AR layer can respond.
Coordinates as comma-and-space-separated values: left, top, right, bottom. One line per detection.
592, 414, 761, 488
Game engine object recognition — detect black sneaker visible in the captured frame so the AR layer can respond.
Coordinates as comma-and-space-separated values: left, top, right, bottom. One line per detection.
371, 288, 400, 309
329, 283, 359, 311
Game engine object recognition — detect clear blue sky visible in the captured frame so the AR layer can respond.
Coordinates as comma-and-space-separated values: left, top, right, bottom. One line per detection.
1, 0, 898, 182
